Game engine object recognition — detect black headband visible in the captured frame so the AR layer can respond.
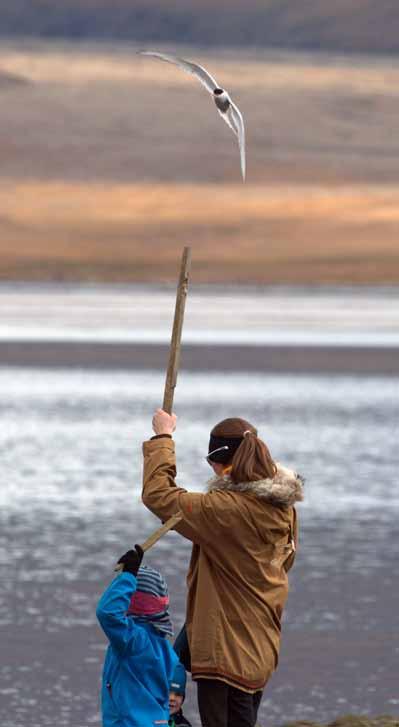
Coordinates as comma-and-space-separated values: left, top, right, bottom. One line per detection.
207, 434, 244, 464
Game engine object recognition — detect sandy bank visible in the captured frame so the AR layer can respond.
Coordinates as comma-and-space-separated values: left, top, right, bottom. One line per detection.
1, 340, 398, 374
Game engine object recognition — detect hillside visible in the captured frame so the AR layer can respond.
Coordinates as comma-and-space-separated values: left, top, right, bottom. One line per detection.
0, 43, 398, 284
0, 0, 399, 54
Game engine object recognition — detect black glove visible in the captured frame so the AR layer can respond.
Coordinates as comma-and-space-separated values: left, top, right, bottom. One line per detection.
117, 545, 144, 576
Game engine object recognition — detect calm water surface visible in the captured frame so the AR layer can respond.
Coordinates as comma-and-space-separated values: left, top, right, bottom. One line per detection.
0, 368, 398, 726
1, 284, 399, 347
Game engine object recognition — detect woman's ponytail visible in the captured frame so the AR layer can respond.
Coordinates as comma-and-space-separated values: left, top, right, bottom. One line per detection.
230, 431, 276, 484
210, 418, 277, 484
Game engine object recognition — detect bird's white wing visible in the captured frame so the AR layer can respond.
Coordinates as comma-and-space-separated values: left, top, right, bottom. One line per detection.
138, 51, 219, 95
227, 101, 246, 181
216, 108, 236, 133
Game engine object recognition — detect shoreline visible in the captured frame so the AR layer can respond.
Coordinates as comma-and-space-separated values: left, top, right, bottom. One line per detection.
1, 340, 399, 374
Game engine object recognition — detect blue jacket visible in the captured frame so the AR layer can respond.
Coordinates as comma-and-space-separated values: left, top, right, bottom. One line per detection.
96, 572, 179, 727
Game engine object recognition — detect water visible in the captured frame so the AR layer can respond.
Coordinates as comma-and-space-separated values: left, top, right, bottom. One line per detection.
1, 367, 398, 726
1, 284, 399, 347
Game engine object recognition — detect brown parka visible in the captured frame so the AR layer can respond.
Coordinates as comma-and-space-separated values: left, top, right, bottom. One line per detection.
142, 436, 304, 693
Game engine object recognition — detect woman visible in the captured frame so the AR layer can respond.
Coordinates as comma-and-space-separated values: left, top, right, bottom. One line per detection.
142, 409, 304, 727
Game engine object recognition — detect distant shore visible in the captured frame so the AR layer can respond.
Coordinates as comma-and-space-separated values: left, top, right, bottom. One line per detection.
1, 43, 399, 285
1, 340, 398, 374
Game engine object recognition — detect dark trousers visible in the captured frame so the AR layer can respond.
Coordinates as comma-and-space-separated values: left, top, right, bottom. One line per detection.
197, 678, 263, 727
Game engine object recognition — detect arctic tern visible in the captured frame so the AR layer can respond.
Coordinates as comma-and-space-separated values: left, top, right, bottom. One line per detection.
138, 50, 246, 181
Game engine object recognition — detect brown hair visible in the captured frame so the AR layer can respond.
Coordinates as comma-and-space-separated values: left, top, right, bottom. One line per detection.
210, 417, 277, 484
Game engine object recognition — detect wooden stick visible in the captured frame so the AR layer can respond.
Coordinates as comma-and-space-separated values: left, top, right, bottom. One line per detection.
141, 512, 183, 552
114, 513, 183, 572
163, 247, 191, 414
114, 251, 189, 574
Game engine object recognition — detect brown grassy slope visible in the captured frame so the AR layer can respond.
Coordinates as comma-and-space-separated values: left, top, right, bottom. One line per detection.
0, 44, 398, 284
1, 45, 398, 185
1, 182, 398, 283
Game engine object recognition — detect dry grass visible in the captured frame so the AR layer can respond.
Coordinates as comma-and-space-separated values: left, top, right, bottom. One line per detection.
1, 181, 398, 283
0, 41, 398, 283
2, 43, 399, 94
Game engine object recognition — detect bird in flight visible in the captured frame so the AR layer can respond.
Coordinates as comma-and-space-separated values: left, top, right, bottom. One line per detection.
138, 50, 246, 182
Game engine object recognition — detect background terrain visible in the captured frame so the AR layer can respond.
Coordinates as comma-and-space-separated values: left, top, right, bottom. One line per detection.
1, 41, 398, 283
1, 0, 399, 54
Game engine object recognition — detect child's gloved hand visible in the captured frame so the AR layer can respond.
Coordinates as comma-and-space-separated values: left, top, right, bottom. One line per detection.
117, 545, 144, 575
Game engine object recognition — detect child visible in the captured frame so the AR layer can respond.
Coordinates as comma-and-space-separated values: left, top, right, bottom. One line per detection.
96, 545, 178, 727
169, 662, 192, 727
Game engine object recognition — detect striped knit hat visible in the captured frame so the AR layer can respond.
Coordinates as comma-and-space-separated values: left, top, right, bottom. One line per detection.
127, 565, 173, 638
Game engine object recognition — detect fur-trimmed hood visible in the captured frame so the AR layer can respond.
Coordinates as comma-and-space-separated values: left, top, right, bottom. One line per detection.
207, 463, 304, 507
